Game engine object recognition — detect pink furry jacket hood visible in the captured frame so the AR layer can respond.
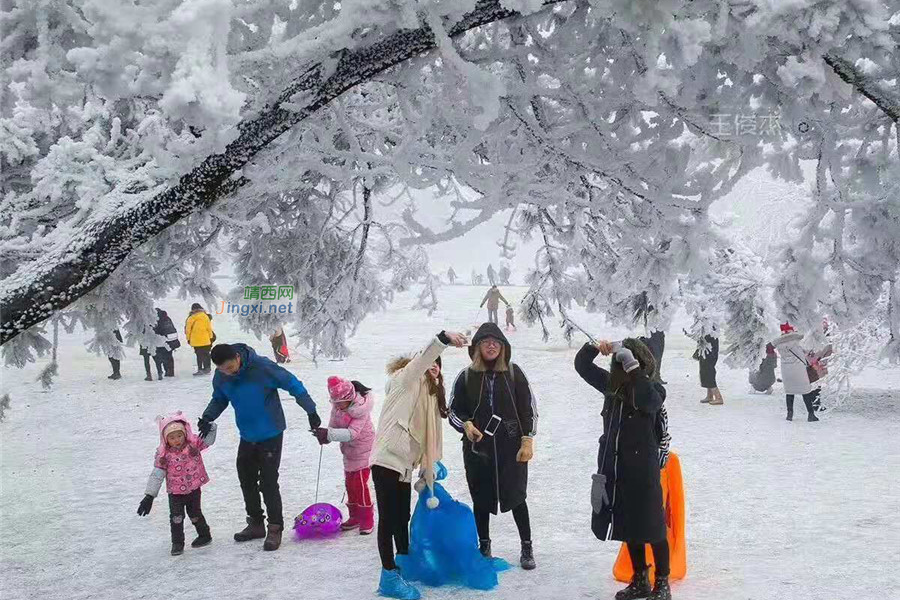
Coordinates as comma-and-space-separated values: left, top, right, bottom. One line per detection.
144, 411, 217, 497
327, 388, 376, 473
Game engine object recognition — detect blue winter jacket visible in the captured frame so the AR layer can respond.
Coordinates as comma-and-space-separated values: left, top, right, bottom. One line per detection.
202, 343, 316, 443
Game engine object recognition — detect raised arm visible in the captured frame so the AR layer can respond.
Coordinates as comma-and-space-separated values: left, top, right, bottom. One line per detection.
393, 333, 450, 389
574, 343, 610, 394
479, 290, 490, 307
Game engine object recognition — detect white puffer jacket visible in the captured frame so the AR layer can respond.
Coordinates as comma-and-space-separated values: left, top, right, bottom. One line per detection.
371, 336, 448, 497
773, 331, 811, 395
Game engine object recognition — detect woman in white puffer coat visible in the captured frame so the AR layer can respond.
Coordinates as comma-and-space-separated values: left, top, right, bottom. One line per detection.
771, 323, 819, 422
370, 329, 469, 600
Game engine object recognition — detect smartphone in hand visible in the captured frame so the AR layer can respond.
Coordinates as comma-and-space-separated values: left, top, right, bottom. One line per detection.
484, 414, 502, 437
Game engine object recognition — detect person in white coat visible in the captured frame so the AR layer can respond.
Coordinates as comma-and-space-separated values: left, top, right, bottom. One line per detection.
370, 329, 469, 600
771, 323, 819, 422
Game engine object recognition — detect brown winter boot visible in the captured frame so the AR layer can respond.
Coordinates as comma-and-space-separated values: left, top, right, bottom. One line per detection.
263, 523, 283, 551
233, 517, 266, 542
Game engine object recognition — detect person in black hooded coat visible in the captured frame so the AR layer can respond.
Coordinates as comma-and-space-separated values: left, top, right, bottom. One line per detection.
574, 338, 672, 600
449, 322, 538, 570
153, 308, 178, 377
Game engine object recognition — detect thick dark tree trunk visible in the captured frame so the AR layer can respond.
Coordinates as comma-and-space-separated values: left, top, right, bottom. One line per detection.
0, 1, 566, 344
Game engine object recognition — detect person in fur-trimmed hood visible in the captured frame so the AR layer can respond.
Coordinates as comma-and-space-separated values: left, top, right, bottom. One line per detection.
574, 337, 672, 600
371, 329, 469, 600
449, 322, 538, 571
772, 322, 820, 422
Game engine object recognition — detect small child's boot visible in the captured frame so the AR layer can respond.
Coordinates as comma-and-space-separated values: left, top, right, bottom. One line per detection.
342, 504, 360, 531
191, 515, 212, 548
358, 505, 375, 535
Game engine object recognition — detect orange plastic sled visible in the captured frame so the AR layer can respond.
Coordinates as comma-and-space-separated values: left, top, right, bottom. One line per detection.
613, 452, 686, 582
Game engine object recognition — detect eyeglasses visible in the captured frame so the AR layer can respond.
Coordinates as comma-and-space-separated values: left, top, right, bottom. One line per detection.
479, 339, 501, 348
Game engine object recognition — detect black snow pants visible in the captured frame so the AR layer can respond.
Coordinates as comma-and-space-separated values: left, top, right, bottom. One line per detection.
237, 434, 284, 527
168, 489, 209, 545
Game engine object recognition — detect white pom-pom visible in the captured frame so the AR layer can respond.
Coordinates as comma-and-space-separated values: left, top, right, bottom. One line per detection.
426, 496, 439, 509
413, 478, 426, 493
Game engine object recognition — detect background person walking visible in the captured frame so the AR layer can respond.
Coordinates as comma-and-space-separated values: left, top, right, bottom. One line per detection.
185, 303, 214, 375
479, 285, 510, 325
691, 331, 723, 406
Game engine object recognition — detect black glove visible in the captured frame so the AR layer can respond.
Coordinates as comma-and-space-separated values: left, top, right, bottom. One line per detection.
313, 427, 330, 445
307, 412, 322, 431
137, 494, 154, 516
197, 418, 212, 439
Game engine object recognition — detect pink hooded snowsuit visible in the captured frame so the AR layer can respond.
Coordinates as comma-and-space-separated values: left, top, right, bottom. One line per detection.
327, 378, 376, 472
326, 376, 376, 532
149, 412, 213, 496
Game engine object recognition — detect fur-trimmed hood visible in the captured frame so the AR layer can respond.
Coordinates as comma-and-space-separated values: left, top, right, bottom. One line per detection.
608, 337, 660, 392
387, 355, 414, 375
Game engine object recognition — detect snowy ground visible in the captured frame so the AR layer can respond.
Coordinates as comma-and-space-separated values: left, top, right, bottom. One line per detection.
2, 285, 899, 600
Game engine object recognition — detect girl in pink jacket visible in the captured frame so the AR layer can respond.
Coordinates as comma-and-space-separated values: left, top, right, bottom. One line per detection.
136, 411, 217, 555
313, 376, 376, 534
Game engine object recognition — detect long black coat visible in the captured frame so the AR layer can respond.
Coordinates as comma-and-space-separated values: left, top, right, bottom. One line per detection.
574, 343, 666, 543
698, 335, 719, 388
449, 324, 536, 514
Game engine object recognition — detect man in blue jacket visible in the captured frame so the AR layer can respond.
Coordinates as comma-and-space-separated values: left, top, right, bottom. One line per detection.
197, 343, 321, 551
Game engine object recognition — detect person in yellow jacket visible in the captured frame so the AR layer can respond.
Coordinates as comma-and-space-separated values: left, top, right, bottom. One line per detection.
185, 303, 215, 375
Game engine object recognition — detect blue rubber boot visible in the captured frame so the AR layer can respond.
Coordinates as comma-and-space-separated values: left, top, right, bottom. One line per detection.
378, 568, 421, 600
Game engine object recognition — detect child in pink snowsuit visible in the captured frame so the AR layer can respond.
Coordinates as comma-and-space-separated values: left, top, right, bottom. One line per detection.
314, 376, 376, 534
137, 411, 217, 555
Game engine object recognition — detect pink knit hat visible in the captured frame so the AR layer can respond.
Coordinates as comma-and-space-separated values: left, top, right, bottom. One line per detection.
327, 376, 355, 403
